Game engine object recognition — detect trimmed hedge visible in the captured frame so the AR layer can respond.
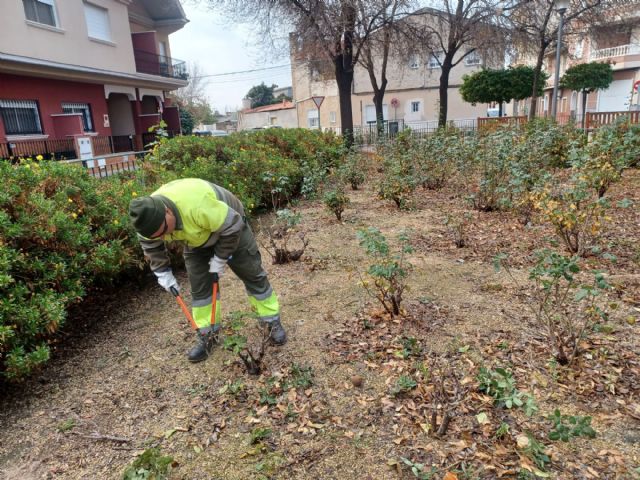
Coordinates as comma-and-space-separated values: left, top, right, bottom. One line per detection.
0, 129, 344, 380
0, 161, 142, 380
148, 128, 344, 209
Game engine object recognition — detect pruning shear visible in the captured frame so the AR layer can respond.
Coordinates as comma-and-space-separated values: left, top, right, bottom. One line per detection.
170, 273, 220, 332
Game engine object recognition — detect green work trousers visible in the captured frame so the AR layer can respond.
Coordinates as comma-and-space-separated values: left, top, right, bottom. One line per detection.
184, 222, 280, 331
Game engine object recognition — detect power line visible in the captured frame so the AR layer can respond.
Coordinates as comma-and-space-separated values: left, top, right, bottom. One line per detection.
192, 64, 292, 79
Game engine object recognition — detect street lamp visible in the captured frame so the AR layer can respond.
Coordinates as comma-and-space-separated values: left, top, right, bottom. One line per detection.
550, 0, 570, 120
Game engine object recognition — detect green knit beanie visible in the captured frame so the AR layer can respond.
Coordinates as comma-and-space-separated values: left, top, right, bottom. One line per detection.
129, 196, 166, 238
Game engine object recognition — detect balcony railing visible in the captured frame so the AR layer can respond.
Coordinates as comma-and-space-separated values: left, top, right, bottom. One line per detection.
590, 43, 640, 60
133, 49, 188, 80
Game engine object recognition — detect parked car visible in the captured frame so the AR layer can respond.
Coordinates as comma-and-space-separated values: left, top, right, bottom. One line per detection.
194, 129, 229, 137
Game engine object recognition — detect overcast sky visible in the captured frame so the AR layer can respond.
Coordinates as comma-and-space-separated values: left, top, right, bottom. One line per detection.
170, 1, 293, 114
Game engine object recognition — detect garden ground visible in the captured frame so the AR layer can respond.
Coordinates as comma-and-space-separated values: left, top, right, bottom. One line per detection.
1, 166, 639, 480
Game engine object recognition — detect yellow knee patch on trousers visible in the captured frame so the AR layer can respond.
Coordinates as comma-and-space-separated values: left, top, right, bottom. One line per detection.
193, 300, 222, 330
248, 291, 280, 320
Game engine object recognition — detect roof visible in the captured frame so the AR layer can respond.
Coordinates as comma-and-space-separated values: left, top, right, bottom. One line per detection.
243, 101, 295, 114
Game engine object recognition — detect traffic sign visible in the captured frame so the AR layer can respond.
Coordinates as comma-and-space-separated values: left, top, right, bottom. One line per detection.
312, 96, 325, 108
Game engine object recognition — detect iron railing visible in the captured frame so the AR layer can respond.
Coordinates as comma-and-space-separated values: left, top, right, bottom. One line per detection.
133, 49, 188, 80
0, 132, 178, 161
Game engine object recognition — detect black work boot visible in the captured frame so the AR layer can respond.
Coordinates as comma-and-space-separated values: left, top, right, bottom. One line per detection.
187, 329, 218, 363
267, 319, 287, 345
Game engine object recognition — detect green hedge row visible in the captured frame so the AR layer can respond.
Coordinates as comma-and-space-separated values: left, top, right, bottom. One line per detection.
0, 128, 344, 381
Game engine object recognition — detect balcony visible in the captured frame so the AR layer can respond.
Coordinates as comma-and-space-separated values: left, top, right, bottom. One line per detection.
133, 49, 188, 80
590, 43, 640, 61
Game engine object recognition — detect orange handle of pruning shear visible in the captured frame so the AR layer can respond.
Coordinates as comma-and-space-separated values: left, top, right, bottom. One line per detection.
170, 287, 198, 331
211, 273, 219, 328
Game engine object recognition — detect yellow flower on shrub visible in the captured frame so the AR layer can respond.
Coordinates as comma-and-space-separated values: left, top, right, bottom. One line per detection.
68, 198, 73, 203
36, 155, 43, 161
132, 192, 137, 197
113, 219, 120, 225
71, 213, 77, 219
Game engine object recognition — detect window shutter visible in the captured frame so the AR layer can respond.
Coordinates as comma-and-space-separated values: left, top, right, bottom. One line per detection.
84, 3, 111, 42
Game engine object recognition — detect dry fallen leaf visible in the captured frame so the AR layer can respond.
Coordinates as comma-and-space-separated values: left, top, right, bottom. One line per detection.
516, 434, 530, 449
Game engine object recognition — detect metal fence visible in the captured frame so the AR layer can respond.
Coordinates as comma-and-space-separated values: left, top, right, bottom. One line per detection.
0, 131, 177, 161
67, 151, 146, 179
340, 118, 479, 145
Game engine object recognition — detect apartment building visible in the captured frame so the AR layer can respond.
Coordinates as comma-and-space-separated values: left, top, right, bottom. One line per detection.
0, 0, 188, 159
511, 7, 640, 120
351, 48, 490, 128
291, 15, 500, 132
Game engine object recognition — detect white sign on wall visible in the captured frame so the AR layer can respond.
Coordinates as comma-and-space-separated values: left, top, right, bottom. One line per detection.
76, 136, 94, 161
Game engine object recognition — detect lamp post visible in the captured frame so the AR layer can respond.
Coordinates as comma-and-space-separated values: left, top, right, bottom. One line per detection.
550, 0, 570, 120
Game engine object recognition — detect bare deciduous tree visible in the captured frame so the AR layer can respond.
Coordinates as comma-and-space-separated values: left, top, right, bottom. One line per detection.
208, 0, 415, 144
412, 1, 508, 127
356, 0, 417, 135
506, 0, 609, 119
172, 62, 217, 125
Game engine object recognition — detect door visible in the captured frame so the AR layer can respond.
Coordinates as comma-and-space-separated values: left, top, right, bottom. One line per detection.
598, 79, 632, 112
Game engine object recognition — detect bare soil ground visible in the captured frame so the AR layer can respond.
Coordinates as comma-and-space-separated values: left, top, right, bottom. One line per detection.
1, 168, 639, 480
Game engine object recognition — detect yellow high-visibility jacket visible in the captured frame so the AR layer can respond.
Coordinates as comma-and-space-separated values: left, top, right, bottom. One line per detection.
138, 178, 245, 272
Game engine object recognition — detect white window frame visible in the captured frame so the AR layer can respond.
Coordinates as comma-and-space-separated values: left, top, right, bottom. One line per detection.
409, 54, 420, 69
62, 102, 94, 132
0, 99, 43, 135
22, 0, 59, 28
543, 94, 549, 113
365, 104, 388, 124
84, 2, 112, 43
411, 101, 420, 113
464, 50, 481, 66
329, 111, 337, 124
307, 109, 319, 129
159, 41, 168, 59
428, 52, 443, 69
574, 38, 584, 59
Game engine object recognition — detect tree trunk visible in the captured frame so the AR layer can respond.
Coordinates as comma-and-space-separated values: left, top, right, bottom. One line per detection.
373, 83, 387, 136
498, 102, 503, 117
438, 57, 454, 128
335, 56, 354, 147
581, 90, 588, 129
529, 46, 547, 120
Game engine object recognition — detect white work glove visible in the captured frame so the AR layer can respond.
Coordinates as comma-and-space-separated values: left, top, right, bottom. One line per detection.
154, 269, 179, 293
209, 255, 227, 278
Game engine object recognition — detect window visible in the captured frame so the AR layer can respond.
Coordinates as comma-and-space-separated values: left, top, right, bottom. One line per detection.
411, 101, 420, 113
62, 102, 94, 132
307, 109, 319, 128
464, 50, 481, 66
159, 41, 168, 59
22, 0, 57, 27
428, 52, 443, 69
0, 100, 43, 135
365, 104, 388, 123
329, 111, 337, 124
84, 2, 111, 42
574, 38, 584, 59
409, 54, 420, 69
